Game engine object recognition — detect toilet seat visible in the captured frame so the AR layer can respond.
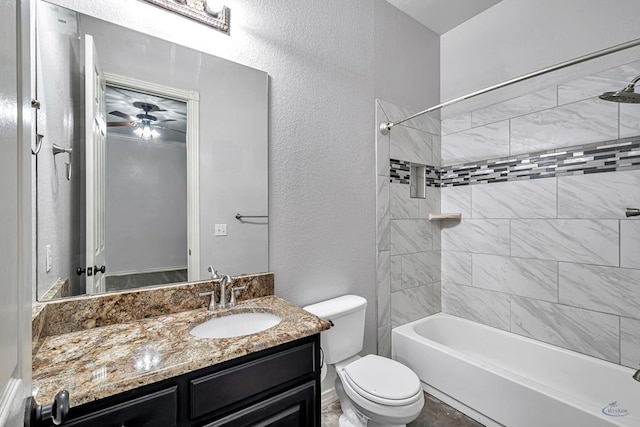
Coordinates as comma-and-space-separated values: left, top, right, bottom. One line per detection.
341, 355, 423, 406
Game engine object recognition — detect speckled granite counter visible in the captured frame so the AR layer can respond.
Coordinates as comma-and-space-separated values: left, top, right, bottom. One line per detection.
33, 295, 330, 408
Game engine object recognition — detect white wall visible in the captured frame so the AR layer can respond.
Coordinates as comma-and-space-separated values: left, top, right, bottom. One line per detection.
105, 135, 187, 274
442, 0, 640, 103
44, 0, 439, 359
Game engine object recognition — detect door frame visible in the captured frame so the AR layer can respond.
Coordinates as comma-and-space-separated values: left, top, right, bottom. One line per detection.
102, 72, 200, 281
0, 0, 33, 424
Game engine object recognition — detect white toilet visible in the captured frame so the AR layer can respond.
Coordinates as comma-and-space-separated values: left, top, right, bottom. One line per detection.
304, 295, 424, 427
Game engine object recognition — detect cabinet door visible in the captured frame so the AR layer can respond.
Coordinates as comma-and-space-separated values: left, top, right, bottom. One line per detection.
62, 387, 178, 427
205, 381, 316, 427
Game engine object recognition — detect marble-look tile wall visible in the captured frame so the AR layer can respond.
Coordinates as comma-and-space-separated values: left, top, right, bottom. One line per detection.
376, 99, 441, 358
440, 59, 640, 368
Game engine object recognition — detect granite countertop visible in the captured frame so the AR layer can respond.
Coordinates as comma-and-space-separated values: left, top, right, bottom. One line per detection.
32, 295, 331, 408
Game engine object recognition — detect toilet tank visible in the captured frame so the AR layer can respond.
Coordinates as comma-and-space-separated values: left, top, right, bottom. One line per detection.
304, 295, 367, 364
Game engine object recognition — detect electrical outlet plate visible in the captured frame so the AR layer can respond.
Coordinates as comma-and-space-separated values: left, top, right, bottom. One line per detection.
215, 224, 227, 236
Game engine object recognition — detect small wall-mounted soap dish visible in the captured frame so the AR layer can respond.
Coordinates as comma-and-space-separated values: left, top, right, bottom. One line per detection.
428, 213, 462, 221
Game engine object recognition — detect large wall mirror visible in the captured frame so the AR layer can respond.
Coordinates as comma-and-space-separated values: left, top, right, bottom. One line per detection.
35, 0, 269, 301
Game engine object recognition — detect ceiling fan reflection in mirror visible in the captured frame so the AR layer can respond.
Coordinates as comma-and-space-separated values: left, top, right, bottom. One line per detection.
108, 101, 183, 140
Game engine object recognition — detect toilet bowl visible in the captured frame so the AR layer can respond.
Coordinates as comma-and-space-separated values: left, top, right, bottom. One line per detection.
304, 295, 424, 427
335, 355, 424, 427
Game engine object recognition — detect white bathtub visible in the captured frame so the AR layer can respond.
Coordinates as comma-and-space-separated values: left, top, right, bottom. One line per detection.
392, 313, 640, 427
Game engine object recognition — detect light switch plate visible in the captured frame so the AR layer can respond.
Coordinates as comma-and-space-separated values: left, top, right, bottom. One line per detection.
215, 224, 227, 236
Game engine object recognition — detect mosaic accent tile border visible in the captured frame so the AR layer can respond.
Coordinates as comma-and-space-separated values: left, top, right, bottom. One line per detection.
390, 159, 411, 184
390, 159, 441, 187
390, 137, 640, 188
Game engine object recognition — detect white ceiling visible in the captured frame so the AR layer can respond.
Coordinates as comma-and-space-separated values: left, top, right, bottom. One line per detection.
385, 0, 503, 35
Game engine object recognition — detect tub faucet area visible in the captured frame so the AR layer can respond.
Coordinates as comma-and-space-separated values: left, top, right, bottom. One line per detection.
633, 370, 640, 382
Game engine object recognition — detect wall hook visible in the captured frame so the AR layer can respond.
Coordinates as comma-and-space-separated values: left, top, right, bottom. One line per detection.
32, 133, 44, 155
53, 143, 73, 181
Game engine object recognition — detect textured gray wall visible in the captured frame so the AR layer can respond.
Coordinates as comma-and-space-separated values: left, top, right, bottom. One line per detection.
35, 2, 82, 299
45, 0, 439, 361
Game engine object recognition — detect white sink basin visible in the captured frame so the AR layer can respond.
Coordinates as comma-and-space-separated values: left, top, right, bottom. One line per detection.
190, 312, 282, 339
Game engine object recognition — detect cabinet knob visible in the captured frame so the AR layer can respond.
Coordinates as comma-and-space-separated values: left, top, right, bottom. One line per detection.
24, 390, 69, 426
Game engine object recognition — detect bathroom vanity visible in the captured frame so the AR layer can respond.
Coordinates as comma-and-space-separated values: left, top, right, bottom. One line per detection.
46, 336, 319, 426
31, 275, 330, 427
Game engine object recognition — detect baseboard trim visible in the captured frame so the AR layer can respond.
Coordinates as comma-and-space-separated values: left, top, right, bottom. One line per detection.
321, 387, 339, 407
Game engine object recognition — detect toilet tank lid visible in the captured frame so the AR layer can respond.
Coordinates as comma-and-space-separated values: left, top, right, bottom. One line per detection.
303, 295, 367, 319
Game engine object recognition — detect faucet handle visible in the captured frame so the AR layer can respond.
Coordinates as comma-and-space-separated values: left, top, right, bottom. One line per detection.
198, 290, 218, 311
229, 286, 247, 307
207, 265, 222, 280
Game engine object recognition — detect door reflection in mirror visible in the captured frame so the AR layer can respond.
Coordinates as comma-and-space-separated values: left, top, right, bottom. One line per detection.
104, 85, 188, 292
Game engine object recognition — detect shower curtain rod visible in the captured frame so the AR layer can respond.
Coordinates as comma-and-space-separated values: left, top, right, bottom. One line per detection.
379, 37, 640, 135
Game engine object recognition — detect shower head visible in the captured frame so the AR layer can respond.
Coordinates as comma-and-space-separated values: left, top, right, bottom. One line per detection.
599, 74, 640, 103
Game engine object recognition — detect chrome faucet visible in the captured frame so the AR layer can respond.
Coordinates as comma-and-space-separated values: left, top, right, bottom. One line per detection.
199, 267, 241, 311
199, 266, 223, 311
633, 369, 640, 382
218, 274, 233, 309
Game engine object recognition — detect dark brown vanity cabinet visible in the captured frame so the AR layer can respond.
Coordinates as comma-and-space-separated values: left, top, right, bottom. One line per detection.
47, 335, 321, 427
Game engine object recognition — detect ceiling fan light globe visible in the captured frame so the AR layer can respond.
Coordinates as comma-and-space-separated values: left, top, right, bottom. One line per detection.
141, 126, 153, 140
